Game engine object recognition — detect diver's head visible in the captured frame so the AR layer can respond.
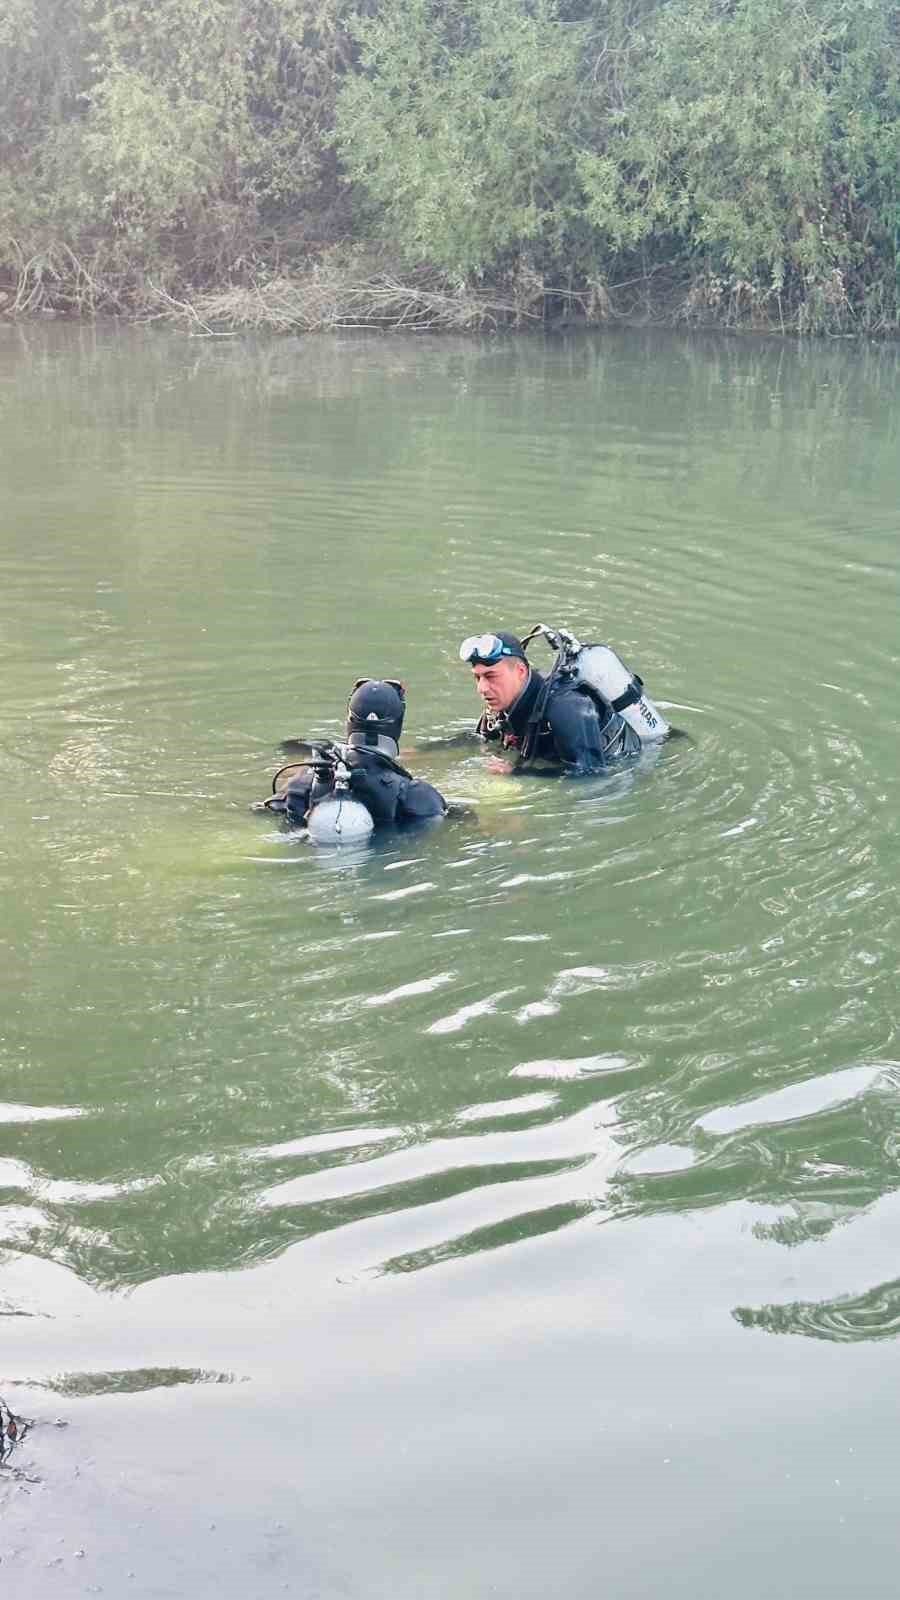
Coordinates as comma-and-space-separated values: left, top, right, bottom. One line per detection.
345, 677, 406, 756
459, 630, 529, 712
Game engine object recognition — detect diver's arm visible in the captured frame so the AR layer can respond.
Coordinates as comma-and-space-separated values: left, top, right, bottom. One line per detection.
495, 758, 564, 777
278, 738, 314, 758
399, 779, 448, 820
346, 763, 446, 822
282, 768, 316, 820
254, 766, 315, 820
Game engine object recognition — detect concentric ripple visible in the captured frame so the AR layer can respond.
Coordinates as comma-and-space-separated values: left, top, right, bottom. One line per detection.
1, 323, 898, 1334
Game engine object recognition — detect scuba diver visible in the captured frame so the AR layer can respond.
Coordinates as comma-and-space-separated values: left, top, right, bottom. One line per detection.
459, 625, 671, 776
257, 678, 447, 843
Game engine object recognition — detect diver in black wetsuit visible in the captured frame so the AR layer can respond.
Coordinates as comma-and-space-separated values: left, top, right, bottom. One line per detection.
263, 678, 447, 830
460, 630, 642, 775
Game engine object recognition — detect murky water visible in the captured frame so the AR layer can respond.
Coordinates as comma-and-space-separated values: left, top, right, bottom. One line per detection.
1, 322, 898, 1597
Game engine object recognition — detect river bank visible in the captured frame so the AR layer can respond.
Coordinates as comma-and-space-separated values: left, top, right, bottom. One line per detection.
1, 246, 894, 338
6, 0, 900, 345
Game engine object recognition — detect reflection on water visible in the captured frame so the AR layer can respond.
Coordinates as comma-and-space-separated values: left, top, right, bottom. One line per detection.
0, 322, 897, 1294
1, 323, 899, 1596
736, 1278, 900, 1342
23, 1367, 239, 1396
610, 1060, 899, 1240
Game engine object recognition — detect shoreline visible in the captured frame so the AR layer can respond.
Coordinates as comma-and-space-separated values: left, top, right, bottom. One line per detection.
3, 252, 897, 341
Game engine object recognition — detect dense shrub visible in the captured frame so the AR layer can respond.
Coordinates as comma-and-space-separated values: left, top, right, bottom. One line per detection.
333, 0, 587, 276
1, 0, 898, 331
576, 0, 900, 330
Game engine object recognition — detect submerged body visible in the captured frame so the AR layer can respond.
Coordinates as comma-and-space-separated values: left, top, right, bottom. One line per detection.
478, 666, 642, 774
273, 744, 446, 831
461, 629, 659, 777
257, 677, 447, 843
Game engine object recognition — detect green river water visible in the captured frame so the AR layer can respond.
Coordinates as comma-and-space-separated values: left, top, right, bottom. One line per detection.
1, 321, 898, 1598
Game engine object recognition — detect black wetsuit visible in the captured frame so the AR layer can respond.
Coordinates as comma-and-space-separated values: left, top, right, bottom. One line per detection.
274, 746, 447, 829
478, 668, 641, 774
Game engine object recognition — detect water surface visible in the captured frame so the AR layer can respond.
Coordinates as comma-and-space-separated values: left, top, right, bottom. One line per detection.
1, 322, 898, 1596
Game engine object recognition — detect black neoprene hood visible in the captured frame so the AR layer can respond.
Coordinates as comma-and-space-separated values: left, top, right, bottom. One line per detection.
345, 678, 406, 745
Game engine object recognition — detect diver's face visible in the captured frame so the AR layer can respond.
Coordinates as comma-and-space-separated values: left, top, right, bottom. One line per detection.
471, 657, 528, 712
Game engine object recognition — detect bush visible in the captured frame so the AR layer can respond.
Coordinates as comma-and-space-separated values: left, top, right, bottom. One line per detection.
334, 0, 587, 276
1, 0, 899, 331
575, 0, 900, 329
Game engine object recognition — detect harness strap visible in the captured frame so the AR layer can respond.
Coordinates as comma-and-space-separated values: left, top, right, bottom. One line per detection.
602, 718, 631, 759
349, 747, 414, 782
519, 672, 558, 768
611, 676, 643, 714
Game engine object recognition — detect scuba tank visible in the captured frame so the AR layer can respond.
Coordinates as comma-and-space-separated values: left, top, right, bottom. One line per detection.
305, 753, 374, 845
306, 798, 374, 844
521, 625, 670, 743
575, 643, 669, 742
261, 746, 376, 844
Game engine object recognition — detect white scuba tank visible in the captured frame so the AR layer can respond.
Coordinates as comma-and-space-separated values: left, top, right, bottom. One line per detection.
574, 643, 670, 742
306, 796, 374, 845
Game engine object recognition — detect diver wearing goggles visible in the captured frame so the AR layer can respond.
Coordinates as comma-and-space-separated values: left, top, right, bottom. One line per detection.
459, 626, 640, 775
459, 633, 529, 667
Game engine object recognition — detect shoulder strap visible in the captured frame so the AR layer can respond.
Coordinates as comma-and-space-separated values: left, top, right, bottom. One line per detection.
610, 674, 643, 713
519, 671, 562, 767
345, 744, 414, 782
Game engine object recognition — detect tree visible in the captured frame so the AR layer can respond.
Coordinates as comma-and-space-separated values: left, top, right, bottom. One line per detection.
334, 0, 587, 276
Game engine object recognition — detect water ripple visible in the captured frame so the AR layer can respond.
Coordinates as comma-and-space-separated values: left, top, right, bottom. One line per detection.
2, 327, 899, 1349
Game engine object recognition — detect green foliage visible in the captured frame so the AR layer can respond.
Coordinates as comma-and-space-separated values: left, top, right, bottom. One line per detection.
0, 0, 88, 146
581, 0, 832, 265
575, 0, 900, 326
79, 0, 359, 253
0, 0, 898, 330
824, 0, 900, 304
334, 0, 586, 275
0, 0, 361, 301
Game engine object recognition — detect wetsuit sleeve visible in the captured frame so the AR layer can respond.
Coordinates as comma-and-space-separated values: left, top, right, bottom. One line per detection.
282, 769, 316, 822
398, 779, 447, 820
544, 688, 615, 776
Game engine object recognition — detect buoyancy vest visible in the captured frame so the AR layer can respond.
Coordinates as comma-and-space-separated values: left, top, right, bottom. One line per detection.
481, 669, 640, 772
268, 744, 446, 828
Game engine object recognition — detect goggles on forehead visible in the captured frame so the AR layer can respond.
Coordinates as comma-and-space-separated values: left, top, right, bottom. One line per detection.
458, 634, 519, 666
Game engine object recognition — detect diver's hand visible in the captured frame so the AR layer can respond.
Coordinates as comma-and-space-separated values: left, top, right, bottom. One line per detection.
486, 755, 515, 775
